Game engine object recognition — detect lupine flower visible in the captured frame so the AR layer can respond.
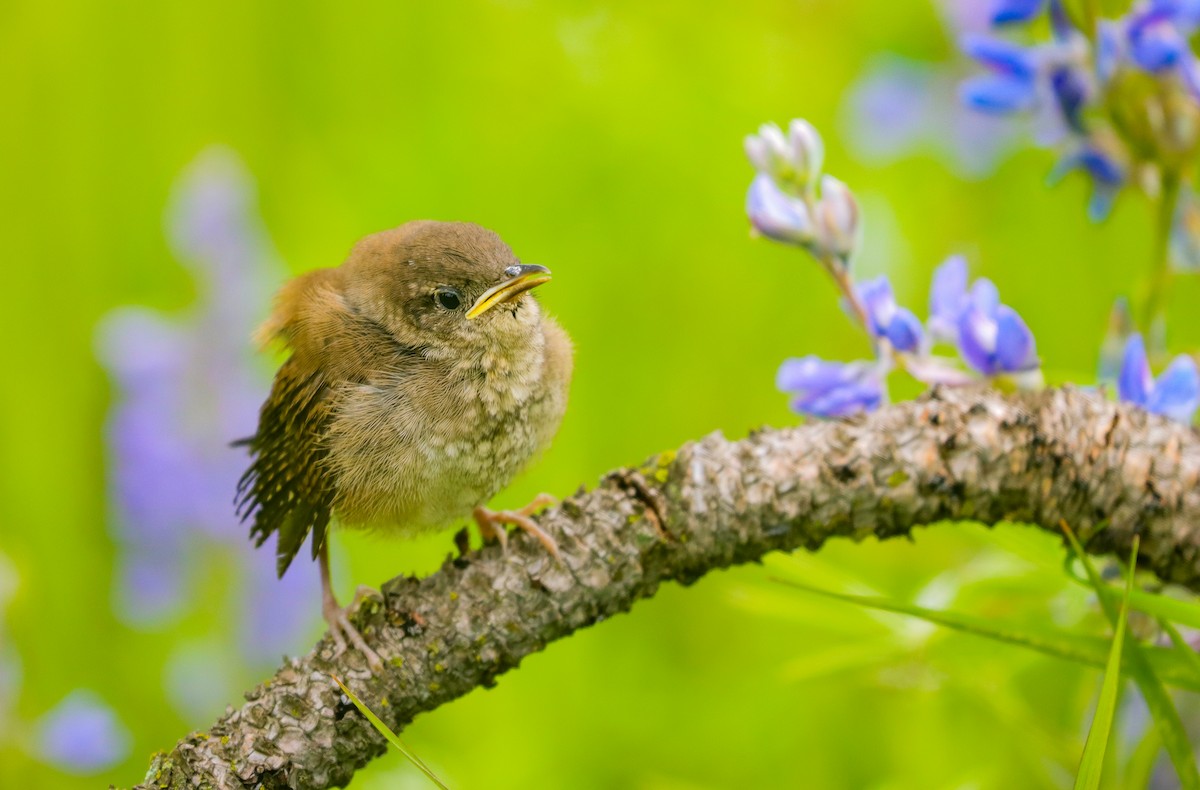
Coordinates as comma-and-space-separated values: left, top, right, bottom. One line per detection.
35, 691, 130, 774
1048, 145, 1126, 220
745, 121, 861, 262
842, 55, 1022, 177
777, 356, 885, 417
928, 255, 970, 343
926, 256, 1039, 376
953, 0, 1200, 222
957, 279, 1040, 376
1118, 333, 1200, 422
1126, 4, 1195, 73
960, 35, 1040, 112
746, 174, 815, 245
96, 148, 321, 671
857, 275, 924, 352
991, 0, 1047, 25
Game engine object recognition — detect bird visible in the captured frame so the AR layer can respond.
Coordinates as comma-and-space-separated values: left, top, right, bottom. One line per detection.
235, 220, 573, 671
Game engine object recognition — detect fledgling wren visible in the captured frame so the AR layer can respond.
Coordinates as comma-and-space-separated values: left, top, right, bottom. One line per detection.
236, 220, 573, 671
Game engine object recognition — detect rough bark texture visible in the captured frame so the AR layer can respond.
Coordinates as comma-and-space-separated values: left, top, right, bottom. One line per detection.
132, 387, 1200, 790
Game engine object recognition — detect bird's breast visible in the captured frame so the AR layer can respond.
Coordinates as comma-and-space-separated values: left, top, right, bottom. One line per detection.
326, 328, 569, 532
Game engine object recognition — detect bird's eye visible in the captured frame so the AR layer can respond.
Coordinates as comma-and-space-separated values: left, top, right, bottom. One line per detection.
434, 288, 462, 311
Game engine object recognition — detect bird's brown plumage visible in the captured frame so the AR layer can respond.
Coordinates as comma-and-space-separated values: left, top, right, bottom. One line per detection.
236, 221, 572, 578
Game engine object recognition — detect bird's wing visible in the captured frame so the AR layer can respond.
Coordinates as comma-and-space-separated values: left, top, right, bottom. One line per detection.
236, 266, 427, 577
236, 353, 337, 578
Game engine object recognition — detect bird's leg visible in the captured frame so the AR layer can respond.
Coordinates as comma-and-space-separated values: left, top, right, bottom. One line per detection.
319, 541, 384, 673
473, 493, 560, 559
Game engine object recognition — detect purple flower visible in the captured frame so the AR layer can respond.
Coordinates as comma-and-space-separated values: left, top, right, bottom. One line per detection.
96, 148, 321, 670
925, 255, 1040, 377
1049, 64, 1089, 132
1127, 8, 1191, 72
746, 174, 814, 245
777, 356, 885, 417
957, 278, 1039, 376
842, 55, 1023, 178
928, 255, 975, 344
960, 35, 1040, 112
35, 691, 130, 774
857, 276, 924, 352
991, 0, 1047, 25
1102, 2, 1200, 96
1118, 334, 1200, 422
1049, 146, 1125, 221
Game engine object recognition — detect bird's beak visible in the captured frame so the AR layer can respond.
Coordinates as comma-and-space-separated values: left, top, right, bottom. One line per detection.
466, 264, 552, 319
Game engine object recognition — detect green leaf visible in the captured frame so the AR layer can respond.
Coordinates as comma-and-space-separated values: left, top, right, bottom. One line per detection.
1074, 537, 1135, 790
1061, 524, 1200, 790
330, 674, 450, 790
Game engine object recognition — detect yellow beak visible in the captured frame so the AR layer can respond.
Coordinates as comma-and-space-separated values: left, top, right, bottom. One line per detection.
466, 264, 552, 319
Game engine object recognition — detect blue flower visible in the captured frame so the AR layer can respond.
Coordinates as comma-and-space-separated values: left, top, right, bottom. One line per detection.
777, 356, 885, 417
35, 691, 131, 774
857, 275, 924, 352
1049, 64, 1089, 132
990, 0, 1047, 25
957, 278, 1039, 376
928, 255, 970, 343
925, 255, 1040, 377
746, 173, 814, 245
1049, 146, 1125, 221
1127, 8, 1191, 72
960, 35, 1040, 113
96, 148, 321, 668
1118, 334, 1200, 422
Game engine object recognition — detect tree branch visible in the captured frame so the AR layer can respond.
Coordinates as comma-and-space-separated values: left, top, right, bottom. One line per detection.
132, 387, 1200, 790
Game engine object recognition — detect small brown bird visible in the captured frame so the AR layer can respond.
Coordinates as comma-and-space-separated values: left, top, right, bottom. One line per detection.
236, 220, 572, 670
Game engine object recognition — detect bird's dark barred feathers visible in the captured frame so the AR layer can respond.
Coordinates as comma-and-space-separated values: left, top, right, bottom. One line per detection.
235, 357, 336, 577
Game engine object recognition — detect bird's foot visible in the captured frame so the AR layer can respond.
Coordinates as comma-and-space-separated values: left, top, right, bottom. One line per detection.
322, 587, 385, 674
473, 493, 560, 559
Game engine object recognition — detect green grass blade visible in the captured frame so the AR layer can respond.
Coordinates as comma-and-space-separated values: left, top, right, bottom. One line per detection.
1125, 588, 1200, 630
330, 674, 450, 789
1074, 537, 1135, 790
1065, 565, 1200, 630
768, 576, 1200, 692
1060, 524, 1200, 790
1160, 617, 1200, 682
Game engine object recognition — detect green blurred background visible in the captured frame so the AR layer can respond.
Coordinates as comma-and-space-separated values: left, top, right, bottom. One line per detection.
2, 1, 1197, 787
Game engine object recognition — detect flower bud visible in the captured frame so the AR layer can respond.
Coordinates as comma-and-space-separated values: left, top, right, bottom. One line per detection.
815, 175, 860, 260
787, 118, 824, 190
744, 122, 790, 179
746, 174, 814, 245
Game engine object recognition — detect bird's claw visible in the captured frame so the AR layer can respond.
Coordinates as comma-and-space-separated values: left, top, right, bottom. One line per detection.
323, 598, 384, 673
473, 494, 561, 560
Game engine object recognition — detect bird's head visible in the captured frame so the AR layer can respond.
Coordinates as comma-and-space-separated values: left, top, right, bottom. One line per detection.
341, 220, 552, 357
